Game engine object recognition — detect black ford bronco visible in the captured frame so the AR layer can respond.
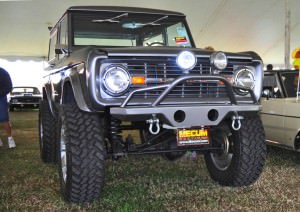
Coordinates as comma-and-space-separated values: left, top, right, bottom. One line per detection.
39, 6, 266, 203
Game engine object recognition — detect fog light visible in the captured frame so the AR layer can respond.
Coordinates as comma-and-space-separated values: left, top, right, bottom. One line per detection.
211, 51, 227, 70
176, 51, 196, 71
234, 67, 255, 94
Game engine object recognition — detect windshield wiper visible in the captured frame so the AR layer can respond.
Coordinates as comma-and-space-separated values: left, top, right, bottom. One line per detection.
92, 13, 128, 23
122, 15, 169, 29
145, 15, 168, 26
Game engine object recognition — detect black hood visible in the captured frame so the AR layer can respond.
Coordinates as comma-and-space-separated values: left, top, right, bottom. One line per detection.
91, 46, 258, 61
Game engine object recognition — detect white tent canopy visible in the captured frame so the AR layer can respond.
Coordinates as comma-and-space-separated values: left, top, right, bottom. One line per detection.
0, 0, 299, 67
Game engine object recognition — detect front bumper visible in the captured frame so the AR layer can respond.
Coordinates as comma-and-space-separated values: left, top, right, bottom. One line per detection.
10, 102, 40, 107
110, 75, 261, 128
111, 104, 260, 128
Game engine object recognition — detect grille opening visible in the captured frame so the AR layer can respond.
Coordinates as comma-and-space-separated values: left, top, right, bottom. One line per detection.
101, 56, 254, 103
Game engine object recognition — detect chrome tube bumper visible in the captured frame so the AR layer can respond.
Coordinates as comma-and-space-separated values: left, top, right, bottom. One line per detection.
110, 75, 260, 128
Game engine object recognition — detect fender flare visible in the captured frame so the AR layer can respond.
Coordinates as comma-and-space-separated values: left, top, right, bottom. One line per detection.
61, 74, 92, 112
43, 83, 57, 116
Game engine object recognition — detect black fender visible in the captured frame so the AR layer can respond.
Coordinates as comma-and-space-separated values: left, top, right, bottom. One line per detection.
43, 62, 92, 115
43, 83, 57, 117
60, 62, 105, 113
60, 74, 91, 112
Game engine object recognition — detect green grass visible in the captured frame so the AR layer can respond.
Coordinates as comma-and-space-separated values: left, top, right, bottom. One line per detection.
0, 111, 300, 211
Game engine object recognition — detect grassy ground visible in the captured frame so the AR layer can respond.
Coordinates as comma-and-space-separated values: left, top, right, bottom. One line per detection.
0, 111, 299, 211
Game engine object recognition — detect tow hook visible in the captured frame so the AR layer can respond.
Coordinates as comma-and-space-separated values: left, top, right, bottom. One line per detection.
231, 114, 244, 131
146, 116, 160, 135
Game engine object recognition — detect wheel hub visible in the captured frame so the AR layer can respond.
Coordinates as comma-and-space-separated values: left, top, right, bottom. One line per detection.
210, 132, 233, 171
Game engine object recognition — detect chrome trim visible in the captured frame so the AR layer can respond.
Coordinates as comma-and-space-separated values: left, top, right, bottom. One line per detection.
120, 75, 241, 107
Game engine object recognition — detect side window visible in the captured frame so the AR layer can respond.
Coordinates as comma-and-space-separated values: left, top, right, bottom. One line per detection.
280, 73, 299, 97
263, 74, 277, 88
263, 74, 281, 98
48, 28, 58, 62
58, 17, 68, 60
60, 18, 68, 47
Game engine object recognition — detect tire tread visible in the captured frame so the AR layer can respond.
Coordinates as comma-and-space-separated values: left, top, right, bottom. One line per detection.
59, 104, 105, 203
39, 100, 57, 163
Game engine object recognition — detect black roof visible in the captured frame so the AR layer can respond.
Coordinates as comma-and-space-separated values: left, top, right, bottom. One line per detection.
67, 6, 185, 17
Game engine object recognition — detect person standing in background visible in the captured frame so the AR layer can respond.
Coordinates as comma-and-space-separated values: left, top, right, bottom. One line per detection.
0, 67, 16, 148
266, 64, 273, 71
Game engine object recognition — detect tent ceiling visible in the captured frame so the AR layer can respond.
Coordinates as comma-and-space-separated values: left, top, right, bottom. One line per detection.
0, 0, 299, 66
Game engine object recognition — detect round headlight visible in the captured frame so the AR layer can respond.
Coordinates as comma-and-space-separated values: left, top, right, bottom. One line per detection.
176, 51, 197, 71
211, 52, 227, 70
234, 67, 255, 94
103, 66, 130, 96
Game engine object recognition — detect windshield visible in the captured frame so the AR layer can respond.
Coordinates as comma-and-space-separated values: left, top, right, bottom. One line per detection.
280, 72, 299, 97
71, 11, 193, 47
11, 87, 40, 95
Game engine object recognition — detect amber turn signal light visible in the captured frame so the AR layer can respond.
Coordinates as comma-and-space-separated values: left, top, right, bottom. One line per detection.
131, 76, 146, 85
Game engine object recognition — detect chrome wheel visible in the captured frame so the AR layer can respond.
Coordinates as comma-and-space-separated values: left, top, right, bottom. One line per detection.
210, 132, 233, 171
60, 125, 67, 183
39, 118, 44, 150
205, 115, 266, 186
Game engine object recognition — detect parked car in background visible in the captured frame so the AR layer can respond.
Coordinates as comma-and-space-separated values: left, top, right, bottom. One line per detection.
261, 69, 300, 151
9, 86, 42, 111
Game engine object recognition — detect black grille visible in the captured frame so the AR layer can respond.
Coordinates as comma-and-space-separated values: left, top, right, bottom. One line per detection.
12, 97, 40, 103
101, 56, 251, 100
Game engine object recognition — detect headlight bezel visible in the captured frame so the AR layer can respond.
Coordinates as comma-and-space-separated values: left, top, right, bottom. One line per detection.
102, 65, 131, 96
233, 67, 256, 95
210, 51, 228, 70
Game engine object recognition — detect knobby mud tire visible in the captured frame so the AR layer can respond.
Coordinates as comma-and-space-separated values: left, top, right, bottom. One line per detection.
205, 114, 266, 186
57, 104, 105, 203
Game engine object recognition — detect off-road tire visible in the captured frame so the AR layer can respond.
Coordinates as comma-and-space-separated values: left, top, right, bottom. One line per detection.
205, 114, 266, 186
39, 100, 57, 163
57, 104, 105, 203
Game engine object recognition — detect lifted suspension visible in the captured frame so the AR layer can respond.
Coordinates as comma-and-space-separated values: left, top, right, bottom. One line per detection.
110, 116, 124, 160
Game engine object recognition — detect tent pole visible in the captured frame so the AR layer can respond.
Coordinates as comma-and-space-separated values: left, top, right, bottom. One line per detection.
285, 0, 291, 69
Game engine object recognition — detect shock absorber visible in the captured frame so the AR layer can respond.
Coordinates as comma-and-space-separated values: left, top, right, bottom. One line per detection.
110, 116, 123, 159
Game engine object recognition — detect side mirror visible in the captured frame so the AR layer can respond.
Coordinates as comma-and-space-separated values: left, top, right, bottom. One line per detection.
55, 44, 70, 55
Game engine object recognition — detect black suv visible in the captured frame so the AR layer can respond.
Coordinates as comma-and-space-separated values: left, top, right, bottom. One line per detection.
39, 6, 266, 203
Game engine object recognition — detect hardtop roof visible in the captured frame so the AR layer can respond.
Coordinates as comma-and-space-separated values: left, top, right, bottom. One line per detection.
50, 6, 186, 34
67, 6, 185, 17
